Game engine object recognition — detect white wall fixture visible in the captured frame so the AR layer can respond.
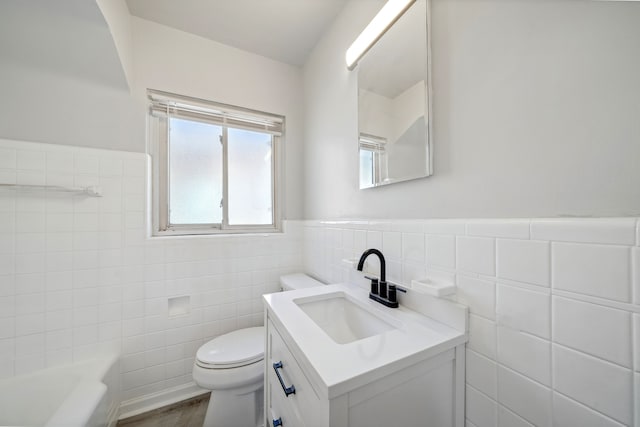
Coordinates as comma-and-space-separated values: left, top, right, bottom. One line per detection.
345, 0, 415, 70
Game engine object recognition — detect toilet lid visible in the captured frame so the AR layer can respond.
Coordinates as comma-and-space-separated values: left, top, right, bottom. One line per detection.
196, 326, 264, 368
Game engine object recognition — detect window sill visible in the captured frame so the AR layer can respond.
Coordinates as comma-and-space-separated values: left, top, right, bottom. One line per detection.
150, 227, 282, 239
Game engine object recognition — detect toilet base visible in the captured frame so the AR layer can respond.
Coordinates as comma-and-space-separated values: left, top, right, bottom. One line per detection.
203, 387, 264, 427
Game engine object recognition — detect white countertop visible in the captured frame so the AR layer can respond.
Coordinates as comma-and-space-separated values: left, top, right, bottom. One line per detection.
263, 283, 468, 399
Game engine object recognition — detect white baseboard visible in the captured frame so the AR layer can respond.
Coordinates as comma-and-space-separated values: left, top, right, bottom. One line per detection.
118, 381, 208, 420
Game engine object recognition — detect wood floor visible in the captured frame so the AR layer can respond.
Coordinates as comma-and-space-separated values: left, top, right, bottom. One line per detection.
117, 393, 211, 427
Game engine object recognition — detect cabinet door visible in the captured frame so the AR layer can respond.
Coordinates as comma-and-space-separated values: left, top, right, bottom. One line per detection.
268, 375, 304, 427
267, 320, 326, 427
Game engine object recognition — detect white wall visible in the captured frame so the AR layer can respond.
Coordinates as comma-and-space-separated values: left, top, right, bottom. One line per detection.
131, 17, 305, 220
0, 0, 137, 152
388, 81, 427, 179
359, 89, 392, 141
390, 80, 424, 142
0, 62, 139, 152
303, 0, 640, 219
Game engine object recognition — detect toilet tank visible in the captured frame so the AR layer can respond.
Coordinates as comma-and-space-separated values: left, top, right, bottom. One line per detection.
280, 273, 324, 291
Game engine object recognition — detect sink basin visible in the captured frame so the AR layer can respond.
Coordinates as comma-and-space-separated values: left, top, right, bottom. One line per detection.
294, 292, 397, 344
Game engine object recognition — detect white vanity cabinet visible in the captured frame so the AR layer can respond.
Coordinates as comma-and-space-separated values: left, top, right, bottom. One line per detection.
263, 284, 468, 427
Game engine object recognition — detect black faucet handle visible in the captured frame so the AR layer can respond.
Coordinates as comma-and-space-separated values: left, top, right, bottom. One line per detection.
364, 275, 379, 295
378, 280, 388, 299
387, 283, 397, 303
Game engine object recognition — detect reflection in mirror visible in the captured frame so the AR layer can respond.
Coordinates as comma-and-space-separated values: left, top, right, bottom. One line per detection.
357, 0, 431, 189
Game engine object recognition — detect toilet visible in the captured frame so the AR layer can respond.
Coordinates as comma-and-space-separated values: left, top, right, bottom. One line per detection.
192, 273, 324, 427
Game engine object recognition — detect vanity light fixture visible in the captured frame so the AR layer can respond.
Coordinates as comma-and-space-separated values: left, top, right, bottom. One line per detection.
345, 0, 416, 70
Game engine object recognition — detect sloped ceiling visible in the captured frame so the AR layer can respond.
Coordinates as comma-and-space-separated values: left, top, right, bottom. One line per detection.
0, 0, 129, 90
125, 0, 348, 66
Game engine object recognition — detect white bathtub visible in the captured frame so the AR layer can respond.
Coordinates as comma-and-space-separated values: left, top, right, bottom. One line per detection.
0, 354, 120, 427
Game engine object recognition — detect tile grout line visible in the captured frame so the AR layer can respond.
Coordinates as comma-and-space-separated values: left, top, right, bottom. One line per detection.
552, 389, 627, 426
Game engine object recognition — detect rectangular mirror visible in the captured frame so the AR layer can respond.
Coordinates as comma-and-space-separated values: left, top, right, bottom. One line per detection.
357, 0, 432, 189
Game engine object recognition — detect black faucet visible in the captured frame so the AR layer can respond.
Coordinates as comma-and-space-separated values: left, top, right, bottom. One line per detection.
357, 248, 398, 308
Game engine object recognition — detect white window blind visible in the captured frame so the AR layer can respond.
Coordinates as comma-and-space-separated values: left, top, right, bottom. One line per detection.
148, 89, 284, 136
359, 133, 387, 153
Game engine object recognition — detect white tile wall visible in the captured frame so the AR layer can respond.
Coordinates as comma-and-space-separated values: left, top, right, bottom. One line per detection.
635, 374, 640, 427
552, 392, 625, 427
401, 232, 425, 263
634, 314, 640, 372
497, 366, 551, 427
467, 385, 497, 427
303, 217, 638, 427
382, 231, 402, 262
497, 405, 534, 427
469, 314, 497, 359
553, 296, 631, 367
466, 220, 530, 240
456, 276, 495, 320
633, 247, 640, 305
531, 218, 637, 246
496, 239, 549, 287
497, 326, 551, 386
0, 139, 303, 402
496, 284, 550, 339
426, 234, 456, 270
552, 242, 630, 302
457, 236, 496, 276
466, 349, 497, 399
553, 345, 633, 425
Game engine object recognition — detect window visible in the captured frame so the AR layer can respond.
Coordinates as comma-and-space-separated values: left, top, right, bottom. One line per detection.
148, 89, 283, 235
359, 133, 387, 188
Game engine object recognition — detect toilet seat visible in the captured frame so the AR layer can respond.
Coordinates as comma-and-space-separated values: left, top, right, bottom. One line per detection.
196, 326, 264, 369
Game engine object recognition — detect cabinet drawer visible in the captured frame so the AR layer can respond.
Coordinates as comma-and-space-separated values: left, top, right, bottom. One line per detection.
268, 375, 304, 427
267, 320, 323, 426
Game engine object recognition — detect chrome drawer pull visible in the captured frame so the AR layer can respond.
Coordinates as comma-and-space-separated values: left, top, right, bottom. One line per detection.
273, 361, 296, 396
272, 417, 283, 427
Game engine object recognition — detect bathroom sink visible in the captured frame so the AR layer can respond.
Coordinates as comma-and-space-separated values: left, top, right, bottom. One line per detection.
294, 292, 397, 344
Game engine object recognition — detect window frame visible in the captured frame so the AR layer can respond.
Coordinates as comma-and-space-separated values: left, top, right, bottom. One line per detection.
359, 133, 387, 188
148, 89, 283, 236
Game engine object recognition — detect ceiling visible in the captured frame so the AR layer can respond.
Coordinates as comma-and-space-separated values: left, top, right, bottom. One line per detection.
126, 0, 349, 66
